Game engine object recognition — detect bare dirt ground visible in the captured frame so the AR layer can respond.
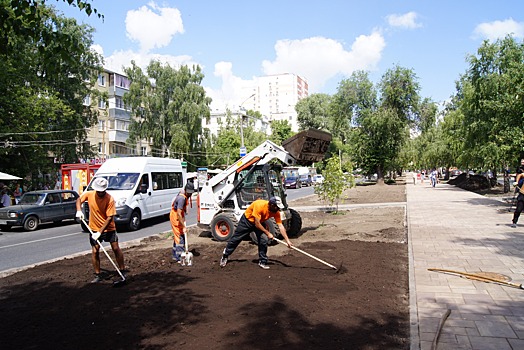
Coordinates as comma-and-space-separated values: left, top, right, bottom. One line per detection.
0, 179, 409, 350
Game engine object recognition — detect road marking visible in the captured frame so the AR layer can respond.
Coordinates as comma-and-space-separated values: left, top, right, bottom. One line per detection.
0, 232, 83, 249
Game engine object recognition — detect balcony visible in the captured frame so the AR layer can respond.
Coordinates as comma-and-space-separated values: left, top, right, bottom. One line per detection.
108, 130, 129, 143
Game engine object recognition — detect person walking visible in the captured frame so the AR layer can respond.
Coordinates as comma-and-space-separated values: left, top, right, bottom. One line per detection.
170, 183, 194, 263
0, 188, 11, 207
220, 196, 293, 269
75, 177, 126, 283
412, 171, 417, 185
511, 168, 524, 228
430, 169, 438, 187
13, 183, 22, 204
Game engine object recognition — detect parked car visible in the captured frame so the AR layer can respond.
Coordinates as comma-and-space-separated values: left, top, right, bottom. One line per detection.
312, 174, 325, 184
0, 190, 79, 231
284, 176, 301, 189
299, 174, 312, 187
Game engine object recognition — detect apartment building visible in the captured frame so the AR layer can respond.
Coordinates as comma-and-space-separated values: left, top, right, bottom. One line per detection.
84, 69, 150, 162
242, 73, 308, 132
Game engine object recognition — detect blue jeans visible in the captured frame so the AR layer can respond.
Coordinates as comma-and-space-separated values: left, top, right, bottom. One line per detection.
223, 215, 270, 264
172, 234, 186, 261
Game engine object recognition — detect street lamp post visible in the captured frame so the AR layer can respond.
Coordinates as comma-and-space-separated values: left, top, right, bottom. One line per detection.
239, 93, 255, 157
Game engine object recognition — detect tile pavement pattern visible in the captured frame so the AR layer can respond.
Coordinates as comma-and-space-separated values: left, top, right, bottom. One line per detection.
407, 176, 524, 350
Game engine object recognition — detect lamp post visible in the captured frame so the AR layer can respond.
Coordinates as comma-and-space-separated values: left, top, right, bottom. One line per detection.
239, 93, 255, 156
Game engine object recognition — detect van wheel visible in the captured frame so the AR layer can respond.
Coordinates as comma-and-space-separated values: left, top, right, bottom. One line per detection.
128, 210, 141, 231
24, 215, 39, 231
210, 213, 237, 241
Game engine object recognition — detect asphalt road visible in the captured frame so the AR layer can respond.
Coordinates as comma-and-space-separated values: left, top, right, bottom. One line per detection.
0, 186, 315, 274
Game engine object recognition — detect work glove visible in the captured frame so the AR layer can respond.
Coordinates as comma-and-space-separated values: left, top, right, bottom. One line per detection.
513, 182, 518, 187
76, 211, 84, 220
91, 231, 101, 241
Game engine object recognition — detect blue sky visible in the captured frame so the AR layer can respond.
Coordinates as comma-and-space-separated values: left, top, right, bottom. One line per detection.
54, 0, 524, 110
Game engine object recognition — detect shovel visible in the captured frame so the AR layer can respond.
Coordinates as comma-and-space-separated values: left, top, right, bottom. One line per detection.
81, 219, 126, 286
180, 230, 193, 266
273, 237, 337, 270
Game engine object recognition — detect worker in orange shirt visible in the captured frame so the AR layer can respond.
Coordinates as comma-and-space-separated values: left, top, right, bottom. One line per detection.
76, 177, 126, 283
170, 182, 194, 263
220, 196, 293, 269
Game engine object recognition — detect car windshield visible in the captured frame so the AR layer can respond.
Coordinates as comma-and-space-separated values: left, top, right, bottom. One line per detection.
19, 193, 45, 205
90, 173, 140, 191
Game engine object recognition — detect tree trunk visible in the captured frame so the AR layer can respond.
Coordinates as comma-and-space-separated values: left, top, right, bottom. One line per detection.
376, 166, 385, 185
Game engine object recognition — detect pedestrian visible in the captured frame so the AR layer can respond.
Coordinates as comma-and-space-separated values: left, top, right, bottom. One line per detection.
511, 168, 524, 228
412, 171, 417, 185
75, 177, 126, 283
429, 169, 438, 187
0, 188, 11, 207
170, 182, 194, 263
13, 183, 22, 204
220, 196, 293, 269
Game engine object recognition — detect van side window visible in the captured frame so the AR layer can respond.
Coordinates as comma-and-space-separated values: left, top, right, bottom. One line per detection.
136, 174, 149, 194
151, 172, 183, 191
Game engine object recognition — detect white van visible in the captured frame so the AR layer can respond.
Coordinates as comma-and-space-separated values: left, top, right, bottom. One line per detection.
84, 157, 186, 231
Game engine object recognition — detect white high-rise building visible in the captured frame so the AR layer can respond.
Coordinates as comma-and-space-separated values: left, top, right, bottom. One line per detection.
241, 73, 308, 132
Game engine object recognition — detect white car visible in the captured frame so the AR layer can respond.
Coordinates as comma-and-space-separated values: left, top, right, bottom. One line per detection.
312, 174, 324, 184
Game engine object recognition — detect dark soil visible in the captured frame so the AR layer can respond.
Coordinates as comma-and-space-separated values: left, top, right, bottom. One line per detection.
0, 182, 409, 350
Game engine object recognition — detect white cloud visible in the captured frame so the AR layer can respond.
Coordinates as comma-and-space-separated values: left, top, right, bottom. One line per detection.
261, 31, 385, 91
386, 12, 422, 29
473, 18, 524, 41
125, 1, 184, 53
90, 44, 104, 56
103, 49, 196, 75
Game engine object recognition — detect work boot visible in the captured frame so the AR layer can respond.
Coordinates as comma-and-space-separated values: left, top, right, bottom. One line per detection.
91, 273, 102, 283
220, 255, 228, 267
258, 262, 270, 270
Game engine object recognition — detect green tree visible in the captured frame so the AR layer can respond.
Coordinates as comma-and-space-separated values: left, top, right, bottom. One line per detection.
295, 93, 332, 131
269, 120, 294, 145
314, 156, 353, 213
0, 2, 103, 183
455, 36, 524, 174
124, 61, 211, 166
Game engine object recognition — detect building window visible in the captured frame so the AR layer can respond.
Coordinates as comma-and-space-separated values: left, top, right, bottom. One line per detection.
98, 120, 105, 131
98, 142, 103, 153
98, 98, 106, 109
98, 74, 105, 86
115, 96, 124, 109
83, 95, 91, 106
141, 147, 147, 156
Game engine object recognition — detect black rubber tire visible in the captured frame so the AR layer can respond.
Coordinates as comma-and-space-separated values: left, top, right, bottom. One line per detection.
210, 213, 238, 241
286, 208, 302, 237
250, 218, 281, 244
127, 210, 141, 231
23, 215, 39, 231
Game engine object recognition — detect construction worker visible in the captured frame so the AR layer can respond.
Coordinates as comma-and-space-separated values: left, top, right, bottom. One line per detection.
75, 177, 126, 283
220, 196, 293, 269
170, 183, 194, 263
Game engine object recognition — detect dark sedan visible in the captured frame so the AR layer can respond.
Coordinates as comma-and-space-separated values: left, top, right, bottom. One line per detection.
0, 190, 79, 231
284, 176, 301, 189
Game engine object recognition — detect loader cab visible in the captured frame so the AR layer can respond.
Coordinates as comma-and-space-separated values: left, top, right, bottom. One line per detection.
235, 165, 286, 210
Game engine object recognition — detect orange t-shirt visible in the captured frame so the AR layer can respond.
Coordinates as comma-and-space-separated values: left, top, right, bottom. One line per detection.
79, 191, 116, 232
244, 199, 282, 225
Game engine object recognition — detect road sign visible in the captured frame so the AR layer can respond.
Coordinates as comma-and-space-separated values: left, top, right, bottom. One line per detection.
240, 146, 247, 157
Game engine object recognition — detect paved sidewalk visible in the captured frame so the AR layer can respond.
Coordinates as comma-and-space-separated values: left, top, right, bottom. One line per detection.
407, 178, 524, 350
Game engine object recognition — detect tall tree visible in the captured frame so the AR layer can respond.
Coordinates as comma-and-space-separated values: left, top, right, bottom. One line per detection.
295, 93, 332, 131
269, 120, 294, 145
124, 61, 211, 166
0, 2, 103, 183
456, 36, 524, 172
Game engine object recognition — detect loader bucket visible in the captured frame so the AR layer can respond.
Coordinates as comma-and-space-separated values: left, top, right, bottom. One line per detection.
282, 129, 332, 165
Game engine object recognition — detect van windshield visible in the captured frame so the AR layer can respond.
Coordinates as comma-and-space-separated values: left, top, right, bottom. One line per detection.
90, 173, 140, 191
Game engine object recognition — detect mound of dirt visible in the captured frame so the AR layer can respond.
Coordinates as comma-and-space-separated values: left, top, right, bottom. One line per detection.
0, 181, 409, 350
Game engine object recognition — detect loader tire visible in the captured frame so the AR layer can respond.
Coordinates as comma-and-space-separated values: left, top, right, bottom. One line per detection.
211, 213, 238, 242
250, 218, 280, 245
286, 208, 302, 237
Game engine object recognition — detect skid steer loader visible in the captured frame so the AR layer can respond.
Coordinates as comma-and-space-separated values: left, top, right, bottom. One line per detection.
196, 129, 332, 241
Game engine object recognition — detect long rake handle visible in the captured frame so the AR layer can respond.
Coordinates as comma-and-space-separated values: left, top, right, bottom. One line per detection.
82, 219, 125, 281
273, 237, 337, 270
428, 268, 522, 289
